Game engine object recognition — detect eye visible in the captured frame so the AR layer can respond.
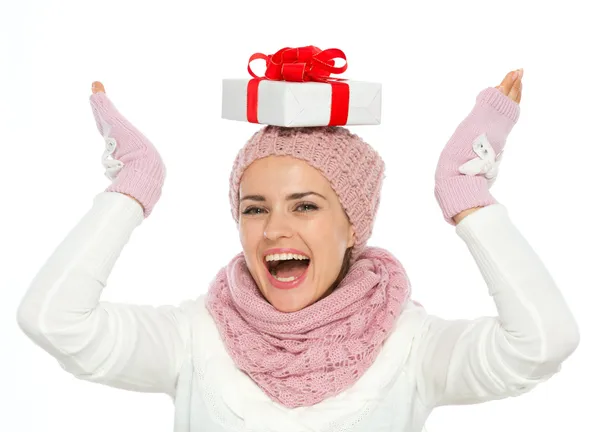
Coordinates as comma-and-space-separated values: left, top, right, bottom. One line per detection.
296, 202, 319, 212
242, 206, 266, 215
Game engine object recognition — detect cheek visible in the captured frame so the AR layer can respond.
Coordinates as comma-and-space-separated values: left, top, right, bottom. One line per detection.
304, 219, 348, 261
239, 220, 262, 254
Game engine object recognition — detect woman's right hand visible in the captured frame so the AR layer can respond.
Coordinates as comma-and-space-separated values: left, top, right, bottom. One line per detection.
90, 81, 166, 218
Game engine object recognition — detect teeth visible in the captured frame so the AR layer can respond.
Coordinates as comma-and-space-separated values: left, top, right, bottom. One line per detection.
274, 275, 298, 282
265, 253, 309, 262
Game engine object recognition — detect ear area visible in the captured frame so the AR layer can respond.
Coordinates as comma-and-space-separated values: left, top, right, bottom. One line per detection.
347, 224, 357, 248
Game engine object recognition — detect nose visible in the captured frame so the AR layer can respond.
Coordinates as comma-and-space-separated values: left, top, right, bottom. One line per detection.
263, 211, 293, 241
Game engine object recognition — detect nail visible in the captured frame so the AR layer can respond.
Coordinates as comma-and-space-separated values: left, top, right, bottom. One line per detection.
512, 70, 519, 80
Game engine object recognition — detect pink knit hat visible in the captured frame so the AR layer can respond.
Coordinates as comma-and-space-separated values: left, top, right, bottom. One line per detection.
229, 126, 385, 262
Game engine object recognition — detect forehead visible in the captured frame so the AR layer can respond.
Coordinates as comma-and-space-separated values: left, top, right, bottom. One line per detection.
239, 156, 330, 194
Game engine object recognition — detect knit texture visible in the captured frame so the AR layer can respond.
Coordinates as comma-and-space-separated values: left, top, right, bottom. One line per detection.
205, 246, 410, 408
90, 92, 166, 218
229, 126, 385, 262
434, 87, 520, 224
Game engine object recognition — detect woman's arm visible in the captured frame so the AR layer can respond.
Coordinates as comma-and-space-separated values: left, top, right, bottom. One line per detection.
16, 192, 193, 398
416, 204, 580, 407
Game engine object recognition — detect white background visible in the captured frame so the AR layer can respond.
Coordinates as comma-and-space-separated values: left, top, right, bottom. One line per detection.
1, 0, 599, 431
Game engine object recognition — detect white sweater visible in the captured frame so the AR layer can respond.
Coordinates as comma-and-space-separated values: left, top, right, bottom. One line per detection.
16, 192, 580, 432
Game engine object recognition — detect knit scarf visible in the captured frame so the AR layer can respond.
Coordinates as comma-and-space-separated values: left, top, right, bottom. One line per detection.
205, 246, 411, 408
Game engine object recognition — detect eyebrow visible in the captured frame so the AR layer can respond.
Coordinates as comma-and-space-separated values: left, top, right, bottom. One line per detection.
240, 191, 327, 202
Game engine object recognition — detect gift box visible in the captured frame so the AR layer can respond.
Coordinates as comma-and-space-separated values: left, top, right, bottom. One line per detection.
221, 46, 382, 127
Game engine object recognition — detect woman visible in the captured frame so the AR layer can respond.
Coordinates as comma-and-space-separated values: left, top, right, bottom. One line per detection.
17, 69, 579, 432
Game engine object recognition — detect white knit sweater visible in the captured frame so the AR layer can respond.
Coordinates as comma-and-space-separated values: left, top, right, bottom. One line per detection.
16, 192, 580, 432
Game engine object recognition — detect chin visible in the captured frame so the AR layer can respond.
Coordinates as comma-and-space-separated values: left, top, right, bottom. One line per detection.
271, 300, 305, 313
261, 284, 319, 313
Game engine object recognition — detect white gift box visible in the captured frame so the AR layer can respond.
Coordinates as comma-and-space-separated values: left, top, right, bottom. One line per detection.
221, 79, 382, 127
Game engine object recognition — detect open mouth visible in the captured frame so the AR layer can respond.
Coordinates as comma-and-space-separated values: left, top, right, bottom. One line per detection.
264, 252, 311, 288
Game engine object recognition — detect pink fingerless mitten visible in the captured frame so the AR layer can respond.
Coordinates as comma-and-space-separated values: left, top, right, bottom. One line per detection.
89, 92, 166, 218
434, 87, 520, 224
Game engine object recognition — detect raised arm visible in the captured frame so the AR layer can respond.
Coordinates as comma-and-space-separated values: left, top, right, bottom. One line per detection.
17, 83, 191, 398
416, 204, 579, 407
17, 192, 193, 398
418, 70, 579, 407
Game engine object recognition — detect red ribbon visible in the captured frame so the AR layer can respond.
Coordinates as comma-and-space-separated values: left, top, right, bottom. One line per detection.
246, 46, 350, 126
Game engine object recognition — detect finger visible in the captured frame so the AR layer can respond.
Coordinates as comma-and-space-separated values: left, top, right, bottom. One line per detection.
508, 75, 522, 102
92, 81, 105, 94
508, 68, 524, 94
516, 82, 522, 104
498, 70, 518, 93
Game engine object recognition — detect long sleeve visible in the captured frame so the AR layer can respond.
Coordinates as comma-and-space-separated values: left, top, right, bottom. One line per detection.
16, 192, 193, 398
415, 204, 580, 407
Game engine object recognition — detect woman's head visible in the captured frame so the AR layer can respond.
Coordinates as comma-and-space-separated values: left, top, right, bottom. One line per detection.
229, 126, 384, 312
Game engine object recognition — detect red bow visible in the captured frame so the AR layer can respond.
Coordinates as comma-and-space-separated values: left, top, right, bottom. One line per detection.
245, 46, 350, 126
247, 46, 347, 82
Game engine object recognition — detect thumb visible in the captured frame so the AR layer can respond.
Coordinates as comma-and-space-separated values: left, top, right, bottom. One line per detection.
92, 81, 105, 94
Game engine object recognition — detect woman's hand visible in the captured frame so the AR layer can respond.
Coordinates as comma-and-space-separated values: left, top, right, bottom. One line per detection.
433, 69, 523, 225
91, 82, 142, 209
90, 81, 166, 218
452, 69, 523, 224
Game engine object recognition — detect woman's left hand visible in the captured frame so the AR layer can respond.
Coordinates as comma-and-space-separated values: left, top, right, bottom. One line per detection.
452, 69, 523, 223
434, 69, 523, 225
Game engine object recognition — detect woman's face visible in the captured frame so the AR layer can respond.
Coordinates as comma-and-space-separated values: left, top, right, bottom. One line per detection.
238, 155, 355, 312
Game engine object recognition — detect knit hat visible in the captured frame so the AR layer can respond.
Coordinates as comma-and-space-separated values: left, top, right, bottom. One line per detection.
229, 125, 385, 262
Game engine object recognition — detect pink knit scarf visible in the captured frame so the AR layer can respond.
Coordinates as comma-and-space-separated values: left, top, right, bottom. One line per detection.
205, 246, 411, 408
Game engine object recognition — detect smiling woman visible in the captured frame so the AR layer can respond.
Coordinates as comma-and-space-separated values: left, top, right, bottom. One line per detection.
16, 72, 580, 432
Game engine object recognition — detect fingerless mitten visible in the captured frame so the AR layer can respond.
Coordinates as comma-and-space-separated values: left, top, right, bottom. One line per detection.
434, 87, 520, 224
90, 92, 166, 218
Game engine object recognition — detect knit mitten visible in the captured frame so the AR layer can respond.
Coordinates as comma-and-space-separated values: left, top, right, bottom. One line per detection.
90, 92, 166, 218
434, 87, 520, 224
